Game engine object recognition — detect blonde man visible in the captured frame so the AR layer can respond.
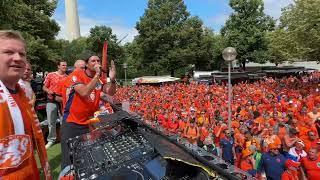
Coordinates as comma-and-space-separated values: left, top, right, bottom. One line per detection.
0, 30, 51, 179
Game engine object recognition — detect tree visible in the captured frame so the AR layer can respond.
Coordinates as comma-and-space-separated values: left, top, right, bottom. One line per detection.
122, 40, 146, 78
221, 0, 275, 70
266, 29, 292, 65
277, 0, 320, 61
56, 37, 90, 65
136, 0, 214, 76
0, 0, 61, 71
87, 26, 124, 62
24, 33, 58, 72
211, 33, 227, 70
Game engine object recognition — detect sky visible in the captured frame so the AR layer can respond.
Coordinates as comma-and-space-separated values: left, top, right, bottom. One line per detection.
53, 0, 293, 43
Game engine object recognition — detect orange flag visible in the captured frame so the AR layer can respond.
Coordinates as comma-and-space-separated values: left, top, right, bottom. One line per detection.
102, 41, 108, 79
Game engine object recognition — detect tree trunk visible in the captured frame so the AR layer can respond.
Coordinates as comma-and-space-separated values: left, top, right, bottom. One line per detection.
154, 71, 158, 76
242, 61, 246, 71
170, 69, 175, 77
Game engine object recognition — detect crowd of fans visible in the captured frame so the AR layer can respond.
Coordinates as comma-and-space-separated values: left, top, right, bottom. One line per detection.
113, 73, 320, 179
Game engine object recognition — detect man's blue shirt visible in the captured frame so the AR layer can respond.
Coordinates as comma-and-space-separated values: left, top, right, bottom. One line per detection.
259, 152, 287, 180
220, 137, 234, 161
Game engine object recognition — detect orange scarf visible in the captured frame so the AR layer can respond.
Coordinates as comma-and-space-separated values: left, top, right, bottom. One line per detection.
0, 83, 51, 179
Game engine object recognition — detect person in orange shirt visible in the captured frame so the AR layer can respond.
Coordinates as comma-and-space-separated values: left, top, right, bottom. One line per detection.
197, 111, 209, 126
183, 118, 199, 145
239, 108, 249, 118
0, 30, 51, 179
251, 120, 263, 136
300, 148, 320, 180
240, 149, 255, 172
281, 159, 300, 180
160, 114, 170, 129
297, 107, 312, 123
298, 121, 318, 146
234, 128, 246, 166
60, 55, 117, 169
167, 117, 179, 133
214, 120, 227, 146
43, 60, 68, 149
308, 107, 320, 123
55, 59, 86, 112
283, 128, 300, 152
277, 122, 288, 141
261, 128, 282, 152
178, 117, 187, 134
304, 131, 319, 152
234, 128, 246, 148
198, 123, 209, 145
286, 100, 298, 115
268, 111, 278, 126
231, 119, 240, 133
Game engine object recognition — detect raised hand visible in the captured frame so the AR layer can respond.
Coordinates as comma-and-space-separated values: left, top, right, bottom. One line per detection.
109, 60, 116, 81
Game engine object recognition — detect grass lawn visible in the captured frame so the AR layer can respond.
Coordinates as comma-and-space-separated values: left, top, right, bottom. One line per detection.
37, 143, 61, 180
47, 143, 62, 179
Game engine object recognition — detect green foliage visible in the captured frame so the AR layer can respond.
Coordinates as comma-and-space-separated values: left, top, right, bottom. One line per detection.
211, 33, 227, 70
277, 0, 320, 61
135, 0, 214, 76
0, 0, 60, 71
23, 33, 57, 72
266, 29, 292, 64
59, 37, 90, 65
221, 0, 275, 69
122, 41, 144, 78
87, 26, 124, 62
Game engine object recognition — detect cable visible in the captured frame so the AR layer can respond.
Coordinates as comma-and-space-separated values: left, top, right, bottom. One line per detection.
131, 170, 145, 180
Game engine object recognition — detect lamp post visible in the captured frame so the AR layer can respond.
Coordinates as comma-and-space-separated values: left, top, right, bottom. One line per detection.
191, 64, 195, 78
222, 47, 237, 132
123, 63, 128, 86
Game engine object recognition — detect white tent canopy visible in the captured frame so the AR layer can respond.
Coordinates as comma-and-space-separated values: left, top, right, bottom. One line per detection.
132, 76, 180, 84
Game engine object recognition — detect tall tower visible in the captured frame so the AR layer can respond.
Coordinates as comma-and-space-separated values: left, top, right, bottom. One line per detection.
65, 0, 80, 41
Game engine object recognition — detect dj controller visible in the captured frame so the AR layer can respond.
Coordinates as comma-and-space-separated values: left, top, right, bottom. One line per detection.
69, 126, 157, 180
68, 109, 252, 180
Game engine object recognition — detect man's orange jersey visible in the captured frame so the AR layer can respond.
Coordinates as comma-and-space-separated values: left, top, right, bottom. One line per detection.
0, 88, 40, 179
56, 70, 83, 111
62, 69, 106, 125
300, 156, 320, 180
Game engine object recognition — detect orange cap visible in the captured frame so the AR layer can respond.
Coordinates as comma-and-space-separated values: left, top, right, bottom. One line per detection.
242, 149, 253, 158
268, 143, 279, 150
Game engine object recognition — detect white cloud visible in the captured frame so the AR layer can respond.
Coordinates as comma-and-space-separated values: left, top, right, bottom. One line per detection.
54, 0, 292, 42
79, 16, 138, 44
53, 12, 138, 44
263, 0, 293, 19
207, 0, 293, 31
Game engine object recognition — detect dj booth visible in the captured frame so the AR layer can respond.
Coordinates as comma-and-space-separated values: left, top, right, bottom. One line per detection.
66, 104, 252, 180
